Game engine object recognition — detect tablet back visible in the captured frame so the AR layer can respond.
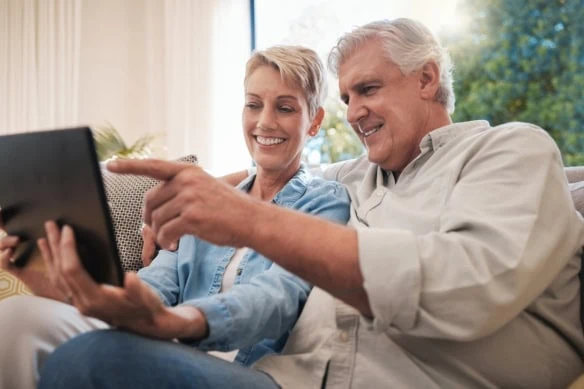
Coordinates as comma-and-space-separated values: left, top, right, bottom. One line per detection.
0, 127, 123, 285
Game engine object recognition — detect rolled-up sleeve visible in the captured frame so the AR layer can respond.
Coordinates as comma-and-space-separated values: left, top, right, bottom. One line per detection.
358, 125, 584, 340
138, 249, 181, 307
358, 228, 421, 332
182, 264, 311, 351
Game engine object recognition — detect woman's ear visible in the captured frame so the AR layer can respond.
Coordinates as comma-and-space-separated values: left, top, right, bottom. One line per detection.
308, 107, 325, 136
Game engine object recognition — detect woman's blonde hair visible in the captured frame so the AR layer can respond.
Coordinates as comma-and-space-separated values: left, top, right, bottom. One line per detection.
245, 45, 327, 119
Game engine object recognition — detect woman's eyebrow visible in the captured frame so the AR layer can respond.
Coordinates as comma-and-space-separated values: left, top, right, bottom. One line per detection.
276, 95, 299, 100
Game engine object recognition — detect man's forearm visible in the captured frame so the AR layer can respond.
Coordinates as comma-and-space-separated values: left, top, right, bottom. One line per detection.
245, 201, 372, 316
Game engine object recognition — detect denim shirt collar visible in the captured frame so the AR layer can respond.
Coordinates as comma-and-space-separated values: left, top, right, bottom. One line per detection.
236, 164, 310, 207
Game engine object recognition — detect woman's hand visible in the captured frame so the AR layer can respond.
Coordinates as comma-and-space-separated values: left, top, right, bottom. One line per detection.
40, 221, 208, 340
0, 214, 69, 301
141, 223, 178, 267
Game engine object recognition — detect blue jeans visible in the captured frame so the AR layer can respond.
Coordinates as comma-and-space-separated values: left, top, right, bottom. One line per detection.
38, 330, 281, 389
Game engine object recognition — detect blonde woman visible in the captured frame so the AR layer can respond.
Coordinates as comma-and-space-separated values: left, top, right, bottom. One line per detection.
0, 46, 349, 389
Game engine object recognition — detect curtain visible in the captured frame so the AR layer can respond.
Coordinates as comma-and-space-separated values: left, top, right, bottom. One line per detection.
163, 0, 251, 174
0, 0, 251, 174
0, 0, 82, 134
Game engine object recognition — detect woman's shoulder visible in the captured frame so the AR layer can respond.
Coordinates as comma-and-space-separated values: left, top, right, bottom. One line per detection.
305, 174, 347, 195
299, 174, 350, 208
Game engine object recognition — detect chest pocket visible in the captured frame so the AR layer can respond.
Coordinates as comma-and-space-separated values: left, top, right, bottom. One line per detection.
358, 170, 454, 235
236, 252, 273, 284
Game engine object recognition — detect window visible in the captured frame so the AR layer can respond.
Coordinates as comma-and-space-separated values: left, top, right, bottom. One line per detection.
254, 0, 584, 165
254, 0, 464, 164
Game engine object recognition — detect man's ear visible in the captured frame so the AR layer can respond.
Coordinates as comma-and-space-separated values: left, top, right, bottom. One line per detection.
309, 107, 325, 136
419, 61, 440, 101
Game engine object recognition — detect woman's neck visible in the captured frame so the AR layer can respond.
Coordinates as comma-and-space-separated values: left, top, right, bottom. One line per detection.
249, 164, 300, 201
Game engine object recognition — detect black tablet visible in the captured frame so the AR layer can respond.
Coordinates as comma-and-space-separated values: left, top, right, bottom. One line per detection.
0, 127, 124, 286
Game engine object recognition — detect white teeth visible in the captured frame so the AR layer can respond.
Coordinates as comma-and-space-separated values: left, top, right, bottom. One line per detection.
256, 136, 285, 145
362, 126, 381, 137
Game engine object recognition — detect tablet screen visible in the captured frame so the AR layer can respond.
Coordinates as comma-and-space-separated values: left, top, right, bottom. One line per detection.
0, 127, 123, 286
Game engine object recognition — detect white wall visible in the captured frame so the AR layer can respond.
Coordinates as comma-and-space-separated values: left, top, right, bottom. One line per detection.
77, 0, 164, 151
76, 0, 251, 174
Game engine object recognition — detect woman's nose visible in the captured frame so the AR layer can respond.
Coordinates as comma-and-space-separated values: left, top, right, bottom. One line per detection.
257, 109, 277, 131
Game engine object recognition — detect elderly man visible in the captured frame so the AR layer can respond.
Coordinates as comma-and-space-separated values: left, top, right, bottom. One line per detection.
39, 18, 584, 388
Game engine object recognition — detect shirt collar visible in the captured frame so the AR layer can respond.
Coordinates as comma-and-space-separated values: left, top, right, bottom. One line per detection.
237, 164, 309, 206
420, 120, 491, 153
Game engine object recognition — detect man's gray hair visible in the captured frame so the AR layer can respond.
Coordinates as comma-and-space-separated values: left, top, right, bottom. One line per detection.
328, 18, 455, 114
245, 45, 327, 119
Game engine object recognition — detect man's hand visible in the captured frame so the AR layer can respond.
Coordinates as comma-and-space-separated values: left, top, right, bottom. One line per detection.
38, 221, 208, 340
108, 159, 255, 250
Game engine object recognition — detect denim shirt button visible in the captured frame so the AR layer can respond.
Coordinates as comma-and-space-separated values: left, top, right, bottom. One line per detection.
236, 268, 243, 276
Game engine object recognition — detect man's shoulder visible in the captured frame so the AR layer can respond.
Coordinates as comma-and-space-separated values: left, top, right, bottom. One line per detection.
490, 121, 550, 136
457, 121, 557, 150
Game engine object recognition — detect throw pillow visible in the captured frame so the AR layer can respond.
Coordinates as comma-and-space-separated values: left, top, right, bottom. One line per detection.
103, 155, 198, 272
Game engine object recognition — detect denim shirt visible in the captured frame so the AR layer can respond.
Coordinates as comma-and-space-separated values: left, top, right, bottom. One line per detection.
138, 165, 350, 366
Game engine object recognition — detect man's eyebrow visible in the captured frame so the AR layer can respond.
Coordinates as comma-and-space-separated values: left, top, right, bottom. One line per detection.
340, 78, 380, 104
353, 79, 380, 90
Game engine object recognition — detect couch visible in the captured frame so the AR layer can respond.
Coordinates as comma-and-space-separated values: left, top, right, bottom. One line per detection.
0, 161, 583, 388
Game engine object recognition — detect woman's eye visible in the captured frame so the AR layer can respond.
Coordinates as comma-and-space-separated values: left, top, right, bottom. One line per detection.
278, 106, 294, 113
245, 103, 260, 109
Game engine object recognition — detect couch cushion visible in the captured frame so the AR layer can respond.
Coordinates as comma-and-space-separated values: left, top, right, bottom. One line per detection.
569, 181, 584, 215
568, 180, 584, 331
103, 155, 198, 272
566, 167, 584, 184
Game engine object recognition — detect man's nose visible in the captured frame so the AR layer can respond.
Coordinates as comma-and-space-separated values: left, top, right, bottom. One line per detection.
346, 102, 367, 130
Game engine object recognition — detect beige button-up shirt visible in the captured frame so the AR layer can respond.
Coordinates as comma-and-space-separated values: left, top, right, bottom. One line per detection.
254, 121, 584, 388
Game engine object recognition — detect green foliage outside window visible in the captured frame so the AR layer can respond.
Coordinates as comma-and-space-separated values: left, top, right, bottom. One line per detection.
311, 0, 584, 165
443, 0, 584, 165
304, 101, 364, 164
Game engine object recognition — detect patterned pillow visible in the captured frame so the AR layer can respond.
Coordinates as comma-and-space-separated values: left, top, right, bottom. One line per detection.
103, 155, 198, 272
0, 271, 32, 300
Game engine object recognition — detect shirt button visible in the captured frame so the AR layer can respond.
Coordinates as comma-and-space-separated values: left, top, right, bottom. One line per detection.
338, 331, 349, 343
236, 268, 242, 276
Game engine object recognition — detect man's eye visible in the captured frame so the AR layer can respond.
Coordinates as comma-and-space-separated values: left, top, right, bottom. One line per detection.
362, 85, 378, 95
279, 106, 294, 113
245, 103, 260, 109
